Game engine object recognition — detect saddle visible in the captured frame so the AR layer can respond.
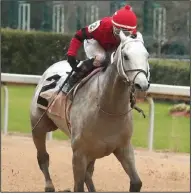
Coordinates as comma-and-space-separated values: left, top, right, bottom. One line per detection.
37, 67, 103, 124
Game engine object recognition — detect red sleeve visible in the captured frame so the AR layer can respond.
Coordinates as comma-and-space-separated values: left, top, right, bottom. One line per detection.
67, 27, 93, 57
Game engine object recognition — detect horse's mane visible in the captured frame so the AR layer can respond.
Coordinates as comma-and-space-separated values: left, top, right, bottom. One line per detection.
130, 34, 137, 39
101, 51, 113, 71
100, 33, 138, 72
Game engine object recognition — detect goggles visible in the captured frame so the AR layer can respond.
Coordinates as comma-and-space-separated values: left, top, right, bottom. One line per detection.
113, 26, 133, 36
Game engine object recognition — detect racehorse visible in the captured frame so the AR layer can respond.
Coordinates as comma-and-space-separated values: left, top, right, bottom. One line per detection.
30, 31, 150, 192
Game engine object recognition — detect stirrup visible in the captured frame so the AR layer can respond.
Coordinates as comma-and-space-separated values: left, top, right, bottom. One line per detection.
62, 83, 71, 94
62, 77, 76, 94
62, 73, 81, 94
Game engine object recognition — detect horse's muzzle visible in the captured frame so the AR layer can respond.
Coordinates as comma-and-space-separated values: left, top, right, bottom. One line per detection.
134, 82, 150, 91
133, 72, 150, 91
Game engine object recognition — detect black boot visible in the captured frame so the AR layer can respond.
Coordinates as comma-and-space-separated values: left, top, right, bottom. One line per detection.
63, 58, 95, 93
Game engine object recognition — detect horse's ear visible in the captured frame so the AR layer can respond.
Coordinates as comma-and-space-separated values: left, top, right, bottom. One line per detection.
136, 32, 144, 43
119, 30, 126, 42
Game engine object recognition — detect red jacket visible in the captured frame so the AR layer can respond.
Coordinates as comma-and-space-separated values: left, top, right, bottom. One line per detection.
67, 17, 120, 57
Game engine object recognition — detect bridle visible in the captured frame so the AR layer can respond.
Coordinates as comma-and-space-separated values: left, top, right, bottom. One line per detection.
117, 39, 149, 85
97, 38, 148, 118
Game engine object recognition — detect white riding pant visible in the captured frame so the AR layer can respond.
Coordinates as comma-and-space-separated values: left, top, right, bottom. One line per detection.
83, 39, 106, 62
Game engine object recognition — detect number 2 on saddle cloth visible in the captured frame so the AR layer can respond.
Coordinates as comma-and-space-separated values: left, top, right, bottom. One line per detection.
37, 74, 61, 108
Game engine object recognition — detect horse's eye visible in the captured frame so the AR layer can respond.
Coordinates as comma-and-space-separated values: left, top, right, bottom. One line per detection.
124, 55, 129, 60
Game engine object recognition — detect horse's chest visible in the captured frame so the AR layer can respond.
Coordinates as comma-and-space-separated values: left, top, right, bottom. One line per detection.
80, 116, 131, 145
78, 127, 130, 158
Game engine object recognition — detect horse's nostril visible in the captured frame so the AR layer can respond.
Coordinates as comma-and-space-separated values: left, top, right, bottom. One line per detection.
135, 83, 142, 90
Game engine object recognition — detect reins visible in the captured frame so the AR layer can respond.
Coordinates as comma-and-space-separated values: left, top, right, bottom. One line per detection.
96, 72, 146, 118
96, 72, 131, 117
96, 39, 147, 118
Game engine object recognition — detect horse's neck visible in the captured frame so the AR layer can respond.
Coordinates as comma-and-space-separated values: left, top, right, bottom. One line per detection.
99, 55, 130, 114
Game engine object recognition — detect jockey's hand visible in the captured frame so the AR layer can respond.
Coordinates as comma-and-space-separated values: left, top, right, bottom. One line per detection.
67, 55, 79, 72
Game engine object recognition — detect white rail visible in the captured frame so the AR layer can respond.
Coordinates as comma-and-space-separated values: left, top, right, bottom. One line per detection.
1, 73, 190, 150
148, 84, 189, 97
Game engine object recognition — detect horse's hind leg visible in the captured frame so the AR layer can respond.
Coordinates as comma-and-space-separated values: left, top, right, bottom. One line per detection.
33, 131, 55, 192
31, 109, 57, 192
113, 143, 142, 192
85, 160, 96, 192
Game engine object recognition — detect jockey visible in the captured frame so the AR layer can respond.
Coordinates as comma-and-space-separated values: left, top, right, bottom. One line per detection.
63, 5, 137, 93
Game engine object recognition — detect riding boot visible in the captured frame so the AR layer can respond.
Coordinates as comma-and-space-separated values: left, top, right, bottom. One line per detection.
62, 58, 95, 93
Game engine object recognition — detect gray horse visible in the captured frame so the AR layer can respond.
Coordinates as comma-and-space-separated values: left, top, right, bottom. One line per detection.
30, 31, 150, 192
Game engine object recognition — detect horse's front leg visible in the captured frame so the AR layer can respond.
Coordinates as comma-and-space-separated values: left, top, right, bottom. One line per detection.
113, 143, 142, 192
85, 160, 96, 192
72, 151, 88, 192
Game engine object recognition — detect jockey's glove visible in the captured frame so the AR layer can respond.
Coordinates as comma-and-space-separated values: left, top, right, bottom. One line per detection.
67, 55, 80, 72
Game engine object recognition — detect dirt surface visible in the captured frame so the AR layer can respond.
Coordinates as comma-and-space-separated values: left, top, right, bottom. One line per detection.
1, 135, 190, 192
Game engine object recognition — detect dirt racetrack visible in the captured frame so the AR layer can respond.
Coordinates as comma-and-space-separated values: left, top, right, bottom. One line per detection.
1, 135, 190, 192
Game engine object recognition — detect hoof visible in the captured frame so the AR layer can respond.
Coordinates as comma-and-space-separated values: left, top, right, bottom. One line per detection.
59, 189, 71, 192
129, 181, 142, 192
45, 187, 55, 192
63, 189, 71, 192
